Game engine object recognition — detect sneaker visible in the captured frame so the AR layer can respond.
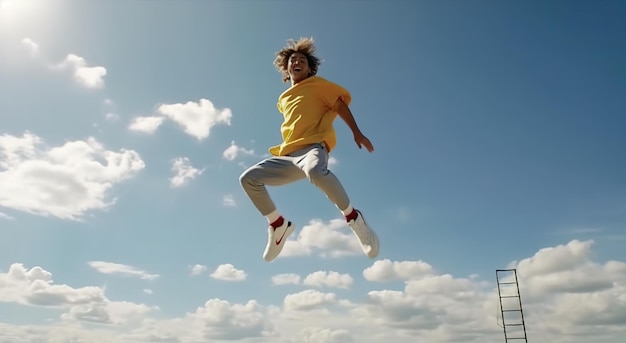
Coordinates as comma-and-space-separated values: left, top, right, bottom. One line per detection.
348, 210, 379, 258
263, 220, 294, 262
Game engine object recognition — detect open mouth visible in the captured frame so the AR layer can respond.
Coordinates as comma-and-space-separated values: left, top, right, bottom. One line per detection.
293, 67, 302, 72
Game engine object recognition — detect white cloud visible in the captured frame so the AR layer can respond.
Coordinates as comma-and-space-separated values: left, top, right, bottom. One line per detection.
0, 211, 14, 221
222, 194, 236, 207
104, 112, 119, 122
1, 240, 626, 342
283, 289, 337, 311
0, 323, 122, 343
169, 157, 204, 188
189, 264, 207, 276
509, 239, 593, 278
272, 273, 301, 286
87, 261, 159, 280
128, 116, 164, 133
0, 263, 156, 325
281, 218, 362, 258
363, 259, 435, 282
507, 240, 625, 300
328, 156, 338, 167
21, 37, 39, 56
143, 289, 153, 295
61, 300, 153, 325
293, 327, 353, 343
157, 99, 232, 140
0, 131, 145, 220
223, 141, 255, 161
54, 53, 107, 89
303, 271, 353, 289
210, 264, 247, 282
180, 299, 267, 341
112, 300, 269, 342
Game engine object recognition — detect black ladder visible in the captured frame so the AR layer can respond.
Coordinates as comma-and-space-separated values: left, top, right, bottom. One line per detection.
496, 269, 528, 342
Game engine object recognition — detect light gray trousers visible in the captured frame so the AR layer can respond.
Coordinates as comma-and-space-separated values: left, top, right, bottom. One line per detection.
239, 143, 350, 216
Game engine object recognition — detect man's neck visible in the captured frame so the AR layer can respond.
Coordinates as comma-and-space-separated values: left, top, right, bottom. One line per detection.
291, 75, 313, 86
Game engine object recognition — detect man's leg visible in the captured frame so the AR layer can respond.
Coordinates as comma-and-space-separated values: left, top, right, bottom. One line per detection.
294, 143, 351, 211
295, 143, 380, 259
240, 156, 305, 217
239, 156, 305, 262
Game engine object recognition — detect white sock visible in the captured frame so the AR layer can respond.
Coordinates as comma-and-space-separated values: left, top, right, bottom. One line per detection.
265, 210, 281, 224
340, 204, 354, 216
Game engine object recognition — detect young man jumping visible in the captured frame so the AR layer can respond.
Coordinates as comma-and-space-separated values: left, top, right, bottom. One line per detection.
239, 37, 380, 262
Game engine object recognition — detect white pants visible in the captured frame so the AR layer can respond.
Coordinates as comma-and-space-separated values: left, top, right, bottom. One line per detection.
239, 143, 350, 215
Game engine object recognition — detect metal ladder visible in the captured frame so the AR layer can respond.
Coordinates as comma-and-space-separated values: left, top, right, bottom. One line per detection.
496, 269, 528, 342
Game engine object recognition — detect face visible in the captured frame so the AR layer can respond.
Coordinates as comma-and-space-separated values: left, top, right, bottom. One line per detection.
287, 52, 311, 83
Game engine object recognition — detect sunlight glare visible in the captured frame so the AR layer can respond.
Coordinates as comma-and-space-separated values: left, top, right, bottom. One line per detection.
0, 0, 55, 33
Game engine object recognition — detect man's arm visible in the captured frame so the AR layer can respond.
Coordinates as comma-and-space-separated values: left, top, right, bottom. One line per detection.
333, 97, 374, 152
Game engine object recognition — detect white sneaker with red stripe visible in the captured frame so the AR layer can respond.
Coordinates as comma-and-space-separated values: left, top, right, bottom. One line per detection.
348, 210, 379, 258
263, 219, 294, 262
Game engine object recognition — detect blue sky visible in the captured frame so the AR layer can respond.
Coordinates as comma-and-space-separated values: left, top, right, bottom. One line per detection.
1, 0, 625, 342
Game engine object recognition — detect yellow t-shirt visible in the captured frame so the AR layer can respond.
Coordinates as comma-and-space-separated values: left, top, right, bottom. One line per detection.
269, 76, 351, 156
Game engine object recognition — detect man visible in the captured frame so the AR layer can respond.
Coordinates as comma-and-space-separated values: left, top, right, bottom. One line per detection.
239, 37, 379, 262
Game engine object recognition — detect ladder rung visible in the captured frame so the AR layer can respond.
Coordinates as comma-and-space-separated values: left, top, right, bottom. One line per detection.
498, 282, 517, 285
505, 337, 527, 340
504, 323, 524, 326
503, 309, 521, 312
500, 295, 519, 298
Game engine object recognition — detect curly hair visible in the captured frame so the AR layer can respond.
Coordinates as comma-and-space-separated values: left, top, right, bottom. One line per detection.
274, 37, 321, 83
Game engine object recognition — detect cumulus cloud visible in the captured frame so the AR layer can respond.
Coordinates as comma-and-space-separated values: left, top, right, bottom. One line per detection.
272, 273, 301, 286
293, 327, 353, 343
363, 259, 435, 282
0, 323, 124, 343
169, 157, 204, 188
105, 112, 119, 122
183, 299, 267, 341
121, 300, 268, 342
87, 261, 159, 280
54, 53, 107, 89
303, 271, 353, 290
284, 289, 337, 312
21, 37, 39, 56
503, 240, 626, 334
222, 194, 236, 207
0, 131, 145, 220
222, 141, 255, 161
210, 264, 247, 282
281, 218, 362, 258
0, 263, 155, 325
61, 301, 154, 325
159, 99, 231, 140
1, 240, 625, 342
128, 116, 164, 133
0, 211, 14, 221
189, 264, 207, 276
127, 99, 231, 140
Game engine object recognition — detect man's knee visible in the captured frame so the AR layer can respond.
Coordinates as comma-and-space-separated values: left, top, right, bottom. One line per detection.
306, 166, 330, 184
239, 167, 256, 188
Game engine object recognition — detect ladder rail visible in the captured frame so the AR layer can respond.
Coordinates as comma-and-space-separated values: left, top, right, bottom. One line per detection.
513, 269, 529, 341
495, 270, 509, 341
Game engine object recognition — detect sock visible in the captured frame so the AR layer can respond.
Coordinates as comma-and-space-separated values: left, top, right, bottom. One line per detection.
342, 205, 358, 222
270, 216, 285, 229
